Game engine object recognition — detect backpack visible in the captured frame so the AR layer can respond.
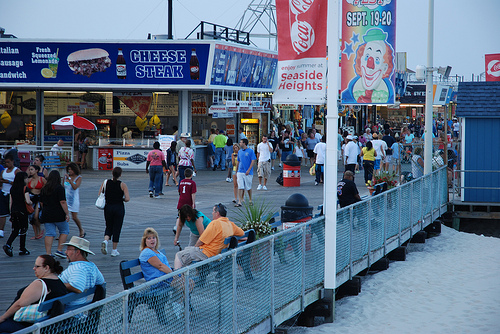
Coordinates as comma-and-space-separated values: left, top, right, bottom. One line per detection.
276, 172, 283, 186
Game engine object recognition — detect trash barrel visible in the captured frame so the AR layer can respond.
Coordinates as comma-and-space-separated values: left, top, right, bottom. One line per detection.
283, 154, 301, 187
19, 151, 31, 172
280, 193, 314, 253
280, 193, 313, 229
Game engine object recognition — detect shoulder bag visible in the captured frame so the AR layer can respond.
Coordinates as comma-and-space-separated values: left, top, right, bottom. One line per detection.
95, 179, 108, 210
14, 279, 48, 322
24, 186, 35, 214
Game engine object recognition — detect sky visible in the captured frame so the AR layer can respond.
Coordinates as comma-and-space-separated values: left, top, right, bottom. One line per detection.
0, 0, 499, 80
288, 225, 500, 334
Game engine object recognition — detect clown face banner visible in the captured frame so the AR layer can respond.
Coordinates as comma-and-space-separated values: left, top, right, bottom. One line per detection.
341, 0, 396, 105
273, 0, 328, 105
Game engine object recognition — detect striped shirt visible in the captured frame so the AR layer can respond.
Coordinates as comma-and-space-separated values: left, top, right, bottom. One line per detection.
59, 261, 105, 306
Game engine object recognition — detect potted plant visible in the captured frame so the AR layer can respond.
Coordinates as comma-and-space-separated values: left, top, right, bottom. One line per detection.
232, 196, 276, 239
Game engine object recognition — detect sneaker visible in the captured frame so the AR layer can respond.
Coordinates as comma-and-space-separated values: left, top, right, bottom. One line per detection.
149, 191, 153, 198
257, 184, 263, 190
355, 170, 360, 174
101, 240, 108, 255
263, 185, 268, 191
225, 178, 230, 182
3, 244, 13, 257
229, 178, 233, 182
19, 249, 30, 256
279, 163, 282, 167
54, 250, 66, 259
153, 195, 160, 199
315, 182, 319, 186
111, 249, 120, 257
271, 167, 275, 170
159, 193, 164, 196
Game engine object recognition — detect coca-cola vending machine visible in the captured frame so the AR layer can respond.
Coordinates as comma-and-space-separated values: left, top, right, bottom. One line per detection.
98, 148, 114, 170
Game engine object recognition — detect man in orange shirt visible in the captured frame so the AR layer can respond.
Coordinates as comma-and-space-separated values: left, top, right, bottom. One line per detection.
173, 203, 244, 269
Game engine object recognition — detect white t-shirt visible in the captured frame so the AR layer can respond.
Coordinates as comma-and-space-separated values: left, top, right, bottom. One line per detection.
344, 141, 359, 165
257, 141, 272, 162
315, 132, 322, 141
453, 122, 460, 132
372, 139, 387, 160
313, 142, 326, 164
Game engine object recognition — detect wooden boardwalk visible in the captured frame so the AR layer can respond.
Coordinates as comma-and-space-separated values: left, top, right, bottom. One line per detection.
0, 165, 351, 312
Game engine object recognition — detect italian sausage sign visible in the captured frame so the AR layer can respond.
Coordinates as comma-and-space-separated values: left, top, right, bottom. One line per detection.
273, 0, 328, 105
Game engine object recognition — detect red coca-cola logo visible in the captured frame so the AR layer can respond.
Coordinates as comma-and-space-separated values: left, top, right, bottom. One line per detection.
291, 20, 315, 54
290, 0, 314, 15
487, 60, 500, 77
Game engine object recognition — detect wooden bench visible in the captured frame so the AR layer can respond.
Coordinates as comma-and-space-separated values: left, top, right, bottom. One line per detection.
28, 284, 106, 333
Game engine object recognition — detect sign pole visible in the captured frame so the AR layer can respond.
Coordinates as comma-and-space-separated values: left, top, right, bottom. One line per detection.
324, 0, 339, 323
424, 0, 434, 175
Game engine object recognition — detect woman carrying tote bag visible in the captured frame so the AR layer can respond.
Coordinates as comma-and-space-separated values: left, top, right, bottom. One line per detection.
99, 167, 130, 257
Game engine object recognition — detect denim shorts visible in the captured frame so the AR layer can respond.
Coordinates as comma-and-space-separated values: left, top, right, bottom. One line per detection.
45, 221, 70, 237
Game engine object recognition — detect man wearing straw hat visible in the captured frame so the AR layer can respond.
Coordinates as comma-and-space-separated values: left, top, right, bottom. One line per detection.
60, 236, 105, 306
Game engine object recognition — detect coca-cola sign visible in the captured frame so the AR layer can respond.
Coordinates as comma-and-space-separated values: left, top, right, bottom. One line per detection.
291, 20, 315, 54
485, 54, 500, 81
274, 0, 327, 104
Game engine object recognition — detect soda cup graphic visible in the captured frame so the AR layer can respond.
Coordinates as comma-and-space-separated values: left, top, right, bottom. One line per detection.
190, 49, 200, 80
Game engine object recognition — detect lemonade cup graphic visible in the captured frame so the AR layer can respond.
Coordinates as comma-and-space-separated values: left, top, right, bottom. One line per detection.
48, 48, 60, 78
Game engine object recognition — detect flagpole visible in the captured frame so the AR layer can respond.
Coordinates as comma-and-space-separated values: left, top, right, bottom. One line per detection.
324, 0, 339, 322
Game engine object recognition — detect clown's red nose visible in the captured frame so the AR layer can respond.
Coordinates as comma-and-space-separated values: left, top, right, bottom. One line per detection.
367, 57, 375, 69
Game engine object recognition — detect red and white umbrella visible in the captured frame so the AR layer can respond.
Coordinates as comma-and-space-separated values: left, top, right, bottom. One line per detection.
51, 114, 97, 161
51, 113, 97, 130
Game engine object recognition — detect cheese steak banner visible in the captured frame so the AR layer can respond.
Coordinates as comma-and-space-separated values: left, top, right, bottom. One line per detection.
341, 0, 396, 105
273, 0, 328, 105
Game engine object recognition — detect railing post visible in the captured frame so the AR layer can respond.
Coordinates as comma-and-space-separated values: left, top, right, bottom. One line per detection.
410, 182, 414, 237
398, 186, 402, 246
122, 292, 129, 334
383, 193, 387, 256
301, 225, 306, 311
420, 176, 424, 229
349, 207, 353, 279
184, 270, 190, 334
367, 200, 372, 267
270, 238, 275, 332
232, 252, 238, 333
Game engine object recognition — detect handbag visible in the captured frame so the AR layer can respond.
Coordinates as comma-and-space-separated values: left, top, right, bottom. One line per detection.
95, 179, 108, 210
24, 186, 35, 214
14, 279, 48, 322
309, 164, 316, 176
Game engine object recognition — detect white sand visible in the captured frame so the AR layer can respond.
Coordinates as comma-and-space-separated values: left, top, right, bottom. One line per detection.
290, 226, 500, 334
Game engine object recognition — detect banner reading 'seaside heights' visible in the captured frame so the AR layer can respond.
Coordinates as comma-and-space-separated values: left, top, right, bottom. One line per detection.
341, 0, 397, 105
273, 0, 328, 105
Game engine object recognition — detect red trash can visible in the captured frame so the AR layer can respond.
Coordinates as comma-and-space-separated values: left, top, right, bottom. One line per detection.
283, 154, 301, 187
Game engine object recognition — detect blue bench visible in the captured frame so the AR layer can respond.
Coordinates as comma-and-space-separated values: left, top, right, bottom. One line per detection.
41, 155, 62, 169
198, 229, 256, 284
119, 249, 171, 324
26, 284, 106, 333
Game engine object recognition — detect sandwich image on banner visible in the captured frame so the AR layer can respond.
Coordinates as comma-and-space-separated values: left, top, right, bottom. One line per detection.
273, 0, 327, 105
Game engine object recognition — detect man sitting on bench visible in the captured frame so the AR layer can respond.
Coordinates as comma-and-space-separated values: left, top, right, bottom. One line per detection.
174, 203, 244, 269
60, 236, 105, 308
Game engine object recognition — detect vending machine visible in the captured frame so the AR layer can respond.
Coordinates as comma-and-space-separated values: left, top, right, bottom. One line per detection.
240, 119, 259, 151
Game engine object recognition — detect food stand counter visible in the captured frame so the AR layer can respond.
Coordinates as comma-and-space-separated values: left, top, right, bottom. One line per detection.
91, 138, 209, 171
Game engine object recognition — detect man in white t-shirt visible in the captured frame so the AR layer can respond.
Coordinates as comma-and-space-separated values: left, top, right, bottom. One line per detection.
51, 139, 64, 155
313, 135, 326, 185
371, 133, 387, 175
344, 135, 359, 177
256, 134, 273, 190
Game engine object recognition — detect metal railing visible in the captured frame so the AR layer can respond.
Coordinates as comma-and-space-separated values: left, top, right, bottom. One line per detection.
451, 169, 500, 202
17, 167, 448, 334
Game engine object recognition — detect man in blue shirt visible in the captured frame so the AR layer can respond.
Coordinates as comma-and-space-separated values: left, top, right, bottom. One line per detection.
235, 138, 256, 207
61, 236, 105, 307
